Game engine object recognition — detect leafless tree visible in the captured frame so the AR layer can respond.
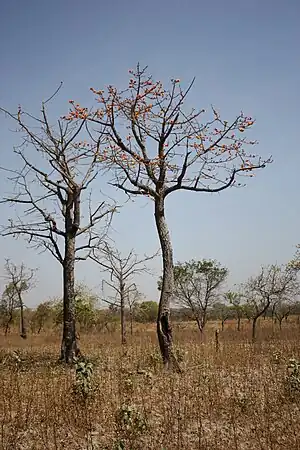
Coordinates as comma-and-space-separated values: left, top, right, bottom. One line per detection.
0, 93, 116, 362
243, 264, 299, 341
127, 288, 144, 336
66, 64, 271, 369
2, 260, 36, 338
90, 243, 158, 344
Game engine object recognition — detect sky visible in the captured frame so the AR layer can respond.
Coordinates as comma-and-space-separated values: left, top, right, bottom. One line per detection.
0, 0, 300, 306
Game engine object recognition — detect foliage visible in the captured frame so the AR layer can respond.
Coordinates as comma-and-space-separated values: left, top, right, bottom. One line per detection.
54, 283, 98, 330
134, 301, 158, 323
72, 357, 94, 401
165, 259, 228, 332
285, 358, 300, 400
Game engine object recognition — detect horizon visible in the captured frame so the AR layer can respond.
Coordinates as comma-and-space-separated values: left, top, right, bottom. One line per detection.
1, 0, 300, 307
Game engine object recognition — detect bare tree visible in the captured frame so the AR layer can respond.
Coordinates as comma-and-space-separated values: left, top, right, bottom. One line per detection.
243, 264, 299, 341
274, 298, 295, 330
90, 243, 158, 344
0, 94, 116, 362
2, 260, 36, 338
66, 64, 271, 369
127, 288, 144, 336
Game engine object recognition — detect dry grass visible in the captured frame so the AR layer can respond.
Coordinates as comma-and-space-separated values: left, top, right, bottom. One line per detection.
0, 319, 300, 449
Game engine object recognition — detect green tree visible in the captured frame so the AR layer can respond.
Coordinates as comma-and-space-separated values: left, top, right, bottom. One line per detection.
2, 260, 36, 339
54, 283, 98, 331
31, 300, 55, 333
160, 259, 228, 334
135, 301, 159, 323
224, 291, 244, 331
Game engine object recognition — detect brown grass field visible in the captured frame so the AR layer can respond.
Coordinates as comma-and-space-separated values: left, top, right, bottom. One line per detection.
0, 319, 300, 449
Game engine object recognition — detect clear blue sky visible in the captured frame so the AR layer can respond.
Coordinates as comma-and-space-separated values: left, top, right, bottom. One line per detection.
0, 0, 299, 306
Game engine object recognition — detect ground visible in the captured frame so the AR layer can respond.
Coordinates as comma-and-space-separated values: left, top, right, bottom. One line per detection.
0, 319, 300, 449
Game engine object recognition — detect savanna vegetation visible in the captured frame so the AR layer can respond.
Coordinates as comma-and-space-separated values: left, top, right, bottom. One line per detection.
1, 66, 300, 449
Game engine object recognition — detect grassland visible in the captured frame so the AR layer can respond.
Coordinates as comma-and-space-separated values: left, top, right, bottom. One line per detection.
0, 319, 300, 449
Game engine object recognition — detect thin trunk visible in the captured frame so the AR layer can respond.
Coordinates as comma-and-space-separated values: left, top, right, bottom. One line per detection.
120, 284, 126, 345
252, 317, 258, 342
195, 315, 203, 334
60, 234, 79, 363
221, 319, 225, 332
237, 315, 241, 331
18, 293, 27, 339
130, 309, 133, 336
154, 198, 181, 372
5, 312, 13, 336
279, 317, 283, 330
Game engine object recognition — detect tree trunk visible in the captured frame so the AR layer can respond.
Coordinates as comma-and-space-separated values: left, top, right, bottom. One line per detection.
130, 309, 133, 336
221, 319, 225, 332
154, 198, 181, 372
252, 317, 258, 342
60, 234, 79, 363
18, 294, 27, 339
279, 317, 283, 330
120, 284, 126, 345
195, 316, 203, 335
237, 316, 241, 331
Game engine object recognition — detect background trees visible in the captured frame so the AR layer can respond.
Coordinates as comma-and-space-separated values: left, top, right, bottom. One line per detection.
1, 260, 36, 339
0, 98, 115, 362
160, 259, 228, 334
243, 264, 299, 341
90, 244, 157, 344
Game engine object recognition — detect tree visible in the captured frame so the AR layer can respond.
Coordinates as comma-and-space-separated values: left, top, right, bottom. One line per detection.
274, 300, 294, 330
212, 302, 232, 331
66, 64, 271, 369
90, 243, 157, 344
0, 95, 115, 362
135, 301, 159, 323
0, 284, 18, 335
243, 264, 299, 341
127, 288, 144, 335
30, 300, 54, 333
2, 260, 36, 339
53, 283, 98, 331
161, 259, 228, 334
224, 290, 244, 331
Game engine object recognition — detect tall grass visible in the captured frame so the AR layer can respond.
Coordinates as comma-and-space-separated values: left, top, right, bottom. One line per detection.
0, 319, 300, 449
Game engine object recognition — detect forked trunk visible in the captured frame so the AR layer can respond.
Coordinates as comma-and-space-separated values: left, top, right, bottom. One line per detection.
154, 198, 181, 372
60, 235, 79, 363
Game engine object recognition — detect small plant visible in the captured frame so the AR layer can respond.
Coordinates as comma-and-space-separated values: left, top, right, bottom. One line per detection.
72, 356, 94, 401
284, 358, 300, 399
115, 403, 147, 449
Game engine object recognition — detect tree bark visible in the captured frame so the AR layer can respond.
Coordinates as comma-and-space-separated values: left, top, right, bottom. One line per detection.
237, 315, 241, 331
60, 234, 79, 362
154, 198, 181, 372
252, 317, 258, 342
18, 293, 27, 339
120, 283, 126, 345
129, 309, 133, 336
